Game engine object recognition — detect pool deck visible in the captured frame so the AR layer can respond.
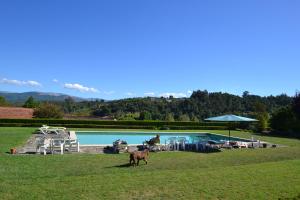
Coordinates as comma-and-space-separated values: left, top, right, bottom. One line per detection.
15, 131, 282, 155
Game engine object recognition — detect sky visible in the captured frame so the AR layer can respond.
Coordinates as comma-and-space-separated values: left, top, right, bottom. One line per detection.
0, 0, 299, 99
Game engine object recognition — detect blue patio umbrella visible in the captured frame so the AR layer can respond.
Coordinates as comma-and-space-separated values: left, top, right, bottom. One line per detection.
205, 114, 258, 141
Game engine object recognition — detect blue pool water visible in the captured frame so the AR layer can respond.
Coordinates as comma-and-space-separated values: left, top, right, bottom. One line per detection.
76, 132, 250, 145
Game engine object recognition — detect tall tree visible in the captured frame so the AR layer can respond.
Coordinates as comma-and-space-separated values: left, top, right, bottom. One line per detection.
292, 92, 300, 118
63, 97, 75, 113
254, 101, 269, 132
23, 96, 39, 108
0, 96, 9, 106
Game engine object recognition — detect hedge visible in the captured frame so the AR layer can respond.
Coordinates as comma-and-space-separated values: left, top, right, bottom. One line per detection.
0, 122, 227, 130
0, 118, 228, 127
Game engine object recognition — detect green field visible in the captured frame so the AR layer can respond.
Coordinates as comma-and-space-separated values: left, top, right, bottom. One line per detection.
0, 127, 300, 199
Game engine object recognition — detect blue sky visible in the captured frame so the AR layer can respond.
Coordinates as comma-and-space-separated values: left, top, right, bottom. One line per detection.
0, 0, 299, 99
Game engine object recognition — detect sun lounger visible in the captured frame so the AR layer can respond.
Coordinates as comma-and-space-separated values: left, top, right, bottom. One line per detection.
38, 125, 67, 135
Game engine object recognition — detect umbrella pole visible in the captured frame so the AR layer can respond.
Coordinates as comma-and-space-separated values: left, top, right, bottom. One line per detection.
228, 122, 231, 142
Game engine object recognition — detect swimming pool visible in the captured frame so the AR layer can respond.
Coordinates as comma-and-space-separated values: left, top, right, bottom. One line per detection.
76, 131, 250, 145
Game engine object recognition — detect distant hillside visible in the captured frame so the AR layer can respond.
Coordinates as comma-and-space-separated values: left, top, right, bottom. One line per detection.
0, 91, 86, 103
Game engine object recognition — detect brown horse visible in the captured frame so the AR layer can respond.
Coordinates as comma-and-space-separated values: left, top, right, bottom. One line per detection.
129, 149, 149, 167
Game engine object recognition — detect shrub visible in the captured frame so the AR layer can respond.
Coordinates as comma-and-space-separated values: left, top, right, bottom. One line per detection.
33, 103, 63, 119
270, 106, 296, 132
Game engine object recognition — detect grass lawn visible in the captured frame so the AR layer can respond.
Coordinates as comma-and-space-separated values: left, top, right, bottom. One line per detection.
0, 127, 300, 200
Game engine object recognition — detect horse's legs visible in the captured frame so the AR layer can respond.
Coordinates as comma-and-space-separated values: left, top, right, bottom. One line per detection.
137, 159, 140, 166
144, 158, 148, 165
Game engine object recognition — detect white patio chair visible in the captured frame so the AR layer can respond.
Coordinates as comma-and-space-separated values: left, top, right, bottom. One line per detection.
177, 137, 187, 150
167, 137, 177, 151
50, 138, 65, 154
36, 137, 51, 155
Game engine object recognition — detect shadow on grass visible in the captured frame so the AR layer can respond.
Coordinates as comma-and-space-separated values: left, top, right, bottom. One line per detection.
104, 163, 133, 168
114, 163, 132, 168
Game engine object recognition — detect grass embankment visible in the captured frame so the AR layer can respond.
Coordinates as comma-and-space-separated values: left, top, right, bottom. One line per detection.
0, 127, 300, 199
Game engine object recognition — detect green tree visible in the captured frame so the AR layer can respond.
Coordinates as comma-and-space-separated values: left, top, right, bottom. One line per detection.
165, 113, 175, 122
270, 106, 296, 133
191, 115, 199, 122
139, 111, 152, 120
33, 103, 63, 118
292, 92, 300, 118
92, 106, 111, 117
0, 96, 9, 106
63, 97, 75, 113
178, 114, 190, 122
23, 96, 39, 108
254, 102, 269, 132
118, 113, 138, 120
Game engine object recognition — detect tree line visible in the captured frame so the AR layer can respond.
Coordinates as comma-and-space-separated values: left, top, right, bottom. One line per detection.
1, 90, 298, 136
92, 90, 291, 121
0, 90, 292, 122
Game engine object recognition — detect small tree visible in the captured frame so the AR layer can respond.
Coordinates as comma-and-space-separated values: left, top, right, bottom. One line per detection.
23, 96, 39, 108
63, 97, 75, 113
178, 114, 190, 122
139, 111, 152, 120
165, 113, 175, 122
0, 96, 10, 106
33, 103, 63, 119
254, 102, 269, 132
256, 112, 270, 132
191, 115, 200, 122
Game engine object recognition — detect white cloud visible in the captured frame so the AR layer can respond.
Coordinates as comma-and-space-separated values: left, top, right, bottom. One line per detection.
64, 83, 99, 93
27, 80, 42, 87
0, 78, 42, 87
52, 79, 59, 83
187, 90, 193, 94
159, 92, 187, 98
144, 92, 155, 96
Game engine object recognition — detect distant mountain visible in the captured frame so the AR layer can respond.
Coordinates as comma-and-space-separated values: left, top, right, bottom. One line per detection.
0, 91, 88, 103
